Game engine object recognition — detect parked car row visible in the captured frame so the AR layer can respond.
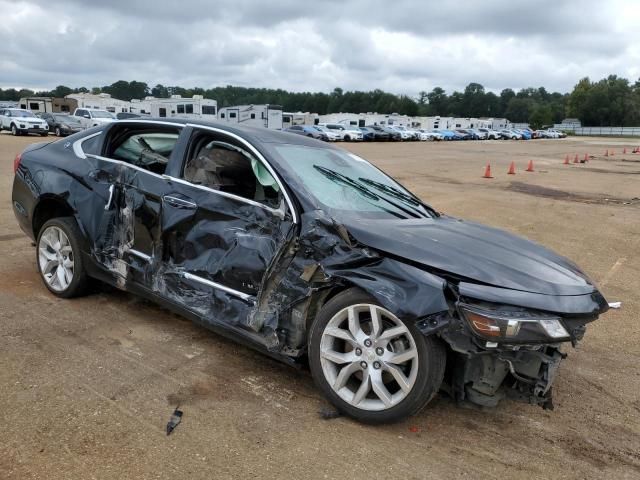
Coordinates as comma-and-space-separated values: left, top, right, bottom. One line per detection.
0, 107, 122, 137
2, 107, 568, 142
284, 123, 567, 143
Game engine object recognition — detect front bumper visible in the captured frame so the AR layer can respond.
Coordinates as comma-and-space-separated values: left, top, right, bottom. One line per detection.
451, 345, 563, 409
17, 124, 48, 133
419, 286, 607, 410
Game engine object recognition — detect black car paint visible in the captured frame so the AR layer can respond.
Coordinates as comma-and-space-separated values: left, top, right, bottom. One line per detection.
12, 119, 609, 409
38, 113, 83, 136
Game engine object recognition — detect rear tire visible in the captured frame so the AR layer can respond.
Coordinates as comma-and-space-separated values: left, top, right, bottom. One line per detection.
36, 217, 89, 298
308, 288, 446, 424
55, 127, 61, 136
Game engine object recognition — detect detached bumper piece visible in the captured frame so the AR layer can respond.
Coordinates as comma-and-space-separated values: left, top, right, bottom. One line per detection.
452, 346, 565, 410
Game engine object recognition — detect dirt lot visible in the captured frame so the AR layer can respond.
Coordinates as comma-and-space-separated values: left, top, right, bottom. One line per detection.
0, 132, 638, 479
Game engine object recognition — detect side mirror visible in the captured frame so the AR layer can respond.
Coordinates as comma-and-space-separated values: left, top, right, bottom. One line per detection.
83, 114, 90, 119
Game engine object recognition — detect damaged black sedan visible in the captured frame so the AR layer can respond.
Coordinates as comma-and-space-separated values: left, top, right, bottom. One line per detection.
11, 119, 610, 423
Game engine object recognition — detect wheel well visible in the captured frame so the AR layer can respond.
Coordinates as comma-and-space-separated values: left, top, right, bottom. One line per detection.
304, 283, 356, 331
32, 198, 75, 238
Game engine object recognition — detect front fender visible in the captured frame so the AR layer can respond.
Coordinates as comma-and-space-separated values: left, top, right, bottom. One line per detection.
325, 258, 449, 322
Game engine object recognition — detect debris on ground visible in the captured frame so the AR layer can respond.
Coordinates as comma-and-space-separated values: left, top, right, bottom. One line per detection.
319, 407, 341, 420
166, 408, 183, 435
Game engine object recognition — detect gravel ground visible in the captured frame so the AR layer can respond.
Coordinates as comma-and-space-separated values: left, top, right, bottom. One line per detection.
1, 132, 638, 479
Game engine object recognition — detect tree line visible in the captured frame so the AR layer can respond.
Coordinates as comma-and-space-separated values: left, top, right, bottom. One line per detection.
1, 75, 639, 128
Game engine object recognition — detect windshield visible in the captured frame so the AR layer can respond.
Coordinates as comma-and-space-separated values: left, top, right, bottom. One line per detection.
92, 110, 115, 119
10, 110, 36, 118
271, 144, 433, 220
314, 126, 330, 132
55, 114, 80, 124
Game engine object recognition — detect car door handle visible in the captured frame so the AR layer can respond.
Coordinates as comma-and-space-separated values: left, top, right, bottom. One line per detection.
163, 195, 197, 209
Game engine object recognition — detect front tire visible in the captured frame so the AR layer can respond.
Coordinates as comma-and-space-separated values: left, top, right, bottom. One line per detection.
11, 124, 19, 136
36, 217, 89, 298
308, 288, 446, 424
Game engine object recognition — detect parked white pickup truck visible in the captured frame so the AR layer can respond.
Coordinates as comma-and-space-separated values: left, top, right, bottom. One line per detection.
72, 108, 117, 128
0, 108, 49, 136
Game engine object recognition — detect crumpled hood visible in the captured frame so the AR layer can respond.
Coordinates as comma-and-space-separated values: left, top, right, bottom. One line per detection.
345, 215, 596, 296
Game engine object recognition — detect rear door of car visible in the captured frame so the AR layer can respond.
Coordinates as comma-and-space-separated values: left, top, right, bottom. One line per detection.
82, 121, 183, 288
155, 125, 296, 332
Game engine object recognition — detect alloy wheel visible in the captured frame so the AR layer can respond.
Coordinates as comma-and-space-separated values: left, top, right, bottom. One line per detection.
38, 226, 74, 292
319, 304, 419, 411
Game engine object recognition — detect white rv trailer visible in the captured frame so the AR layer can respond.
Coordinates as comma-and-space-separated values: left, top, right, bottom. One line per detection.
18, 96, 78, 113
318, 112, 418, 128
66, 93, 131, 114
282, 112, 319, 128
416, 116, 455, 130
130, 95, 217, 119
218, 104, 283, 129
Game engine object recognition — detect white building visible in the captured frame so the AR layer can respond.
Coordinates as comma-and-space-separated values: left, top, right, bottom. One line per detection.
282, 112, 319, 128
66, 93, 131, 113
554, 118, 581, 129
131, 95, 217, 119
218, 104, 283, 129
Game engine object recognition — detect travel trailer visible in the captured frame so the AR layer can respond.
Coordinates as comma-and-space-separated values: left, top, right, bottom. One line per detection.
218, 104, 283, 129
18, 97, 77, 114
282, 112, 319, 129
66, 93, 131, 114
131, 95, 217, 119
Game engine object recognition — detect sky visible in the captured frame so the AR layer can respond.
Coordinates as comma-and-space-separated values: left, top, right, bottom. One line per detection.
1, 0, 639, 96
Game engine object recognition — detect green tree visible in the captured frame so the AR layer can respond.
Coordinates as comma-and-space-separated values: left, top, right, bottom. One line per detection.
529, 104, 553, 129
426, 87, 448, 115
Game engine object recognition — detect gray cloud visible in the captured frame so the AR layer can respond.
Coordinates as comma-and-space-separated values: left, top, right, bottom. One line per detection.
1, 0, 638, 96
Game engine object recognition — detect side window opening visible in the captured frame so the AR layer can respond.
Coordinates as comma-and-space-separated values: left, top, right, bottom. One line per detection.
105, 125, 181, 175
182, 133, 282, 209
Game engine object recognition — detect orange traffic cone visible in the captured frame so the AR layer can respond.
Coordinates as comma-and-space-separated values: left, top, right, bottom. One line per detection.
574, 154, 579, 163
483, 163, 493, 178
584, 153, 589, 162
563, 155, 570, 165
605, 149, 609, 157
525, 160, 534, 172
623, 147, 627, 154
507, 161, 516, 174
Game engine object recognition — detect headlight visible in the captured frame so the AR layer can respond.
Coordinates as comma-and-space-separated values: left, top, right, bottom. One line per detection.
458, 302, 570, 343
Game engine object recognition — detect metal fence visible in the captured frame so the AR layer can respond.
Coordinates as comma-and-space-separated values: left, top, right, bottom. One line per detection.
567, 127, 640, 137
